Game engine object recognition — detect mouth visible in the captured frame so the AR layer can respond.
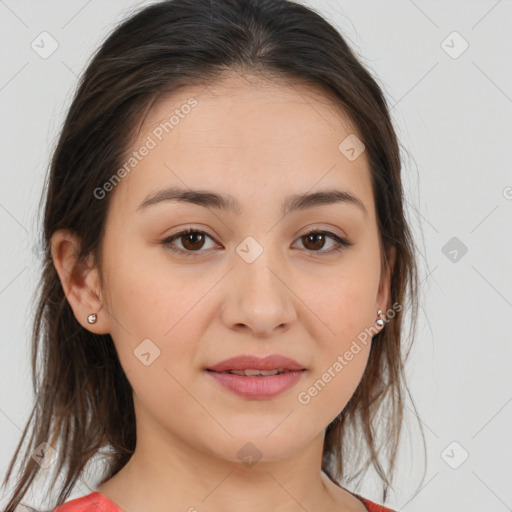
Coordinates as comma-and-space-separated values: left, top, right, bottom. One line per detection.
204, 354, 307, 399
206, 354, 306, 373
205, 368, 307, 399
207, 368, 299, 376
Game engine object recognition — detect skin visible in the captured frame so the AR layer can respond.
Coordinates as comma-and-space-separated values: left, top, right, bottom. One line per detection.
51, 71, 395, 512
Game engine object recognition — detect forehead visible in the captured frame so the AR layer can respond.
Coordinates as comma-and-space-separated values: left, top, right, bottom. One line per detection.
111, 71, 374, 218
140, 72, 359, 149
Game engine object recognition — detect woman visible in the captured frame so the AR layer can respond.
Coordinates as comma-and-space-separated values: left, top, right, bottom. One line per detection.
2, 1, 424, 511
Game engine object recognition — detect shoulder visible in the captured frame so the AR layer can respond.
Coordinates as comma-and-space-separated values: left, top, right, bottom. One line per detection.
358, 497, 396, 512
52, 491, 121, 512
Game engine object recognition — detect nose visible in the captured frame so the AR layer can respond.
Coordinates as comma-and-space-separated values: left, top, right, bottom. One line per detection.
220, 248, 297, 338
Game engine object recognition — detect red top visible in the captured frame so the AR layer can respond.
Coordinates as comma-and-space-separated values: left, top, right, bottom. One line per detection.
53, 490, 396, 512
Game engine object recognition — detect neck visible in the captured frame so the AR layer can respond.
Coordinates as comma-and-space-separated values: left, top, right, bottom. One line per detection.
96, 433, 354, 512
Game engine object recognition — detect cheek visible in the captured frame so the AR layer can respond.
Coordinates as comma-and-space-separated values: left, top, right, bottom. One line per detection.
305, 253, 381, 344
297, 348, 369, 430
296, 281, 373, 426
295, 246, 379, 414
101, 241, 212, 376
103, 264, 207, 422
321, 280, 377, 343
104, 232, 197, 325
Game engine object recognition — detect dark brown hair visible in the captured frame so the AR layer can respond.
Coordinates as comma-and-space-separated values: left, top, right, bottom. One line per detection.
2, 0, 426, 509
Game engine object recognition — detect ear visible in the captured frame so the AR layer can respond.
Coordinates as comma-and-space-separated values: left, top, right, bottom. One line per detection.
376, 244, 396, 313
50, 229, 110, 334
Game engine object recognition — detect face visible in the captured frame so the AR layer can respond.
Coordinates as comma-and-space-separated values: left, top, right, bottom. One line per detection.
81, 72, 391, 463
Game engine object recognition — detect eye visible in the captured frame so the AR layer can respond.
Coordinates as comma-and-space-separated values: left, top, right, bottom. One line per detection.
293, 229, 353, 254
161, 227, 353, 257
161, 228, 218, 256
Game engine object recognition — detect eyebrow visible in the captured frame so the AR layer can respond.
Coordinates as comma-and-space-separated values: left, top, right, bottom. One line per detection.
137, 185, 367, 219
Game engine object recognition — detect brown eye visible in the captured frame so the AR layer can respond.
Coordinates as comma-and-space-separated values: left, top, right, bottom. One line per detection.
294, 230, 353, 254
162, 228, 217, 256
301, 232, 327, 251
180, 231, 206, 250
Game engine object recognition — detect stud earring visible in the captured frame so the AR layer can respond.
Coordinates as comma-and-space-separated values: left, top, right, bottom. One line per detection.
376, 309, 384, 327
87, 313, 97, 324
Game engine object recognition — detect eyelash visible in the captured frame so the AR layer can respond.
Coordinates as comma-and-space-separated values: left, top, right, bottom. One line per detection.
161, 227, 353, 257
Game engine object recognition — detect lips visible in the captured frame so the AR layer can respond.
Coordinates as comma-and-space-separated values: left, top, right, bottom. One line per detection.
205, 355, 307, 399
206, 354, 306, 373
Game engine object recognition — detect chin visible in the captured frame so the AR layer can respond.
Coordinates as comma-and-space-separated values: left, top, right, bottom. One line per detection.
201, 429, 309, 466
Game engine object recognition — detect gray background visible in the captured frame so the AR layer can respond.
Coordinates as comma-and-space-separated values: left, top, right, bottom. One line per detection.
1, 0, 511, 510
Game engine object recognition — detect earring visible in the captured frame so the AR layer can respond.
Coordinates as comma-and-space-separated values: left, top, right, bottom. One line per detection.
87, 313, 97, 324
376, 309, 384, 327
